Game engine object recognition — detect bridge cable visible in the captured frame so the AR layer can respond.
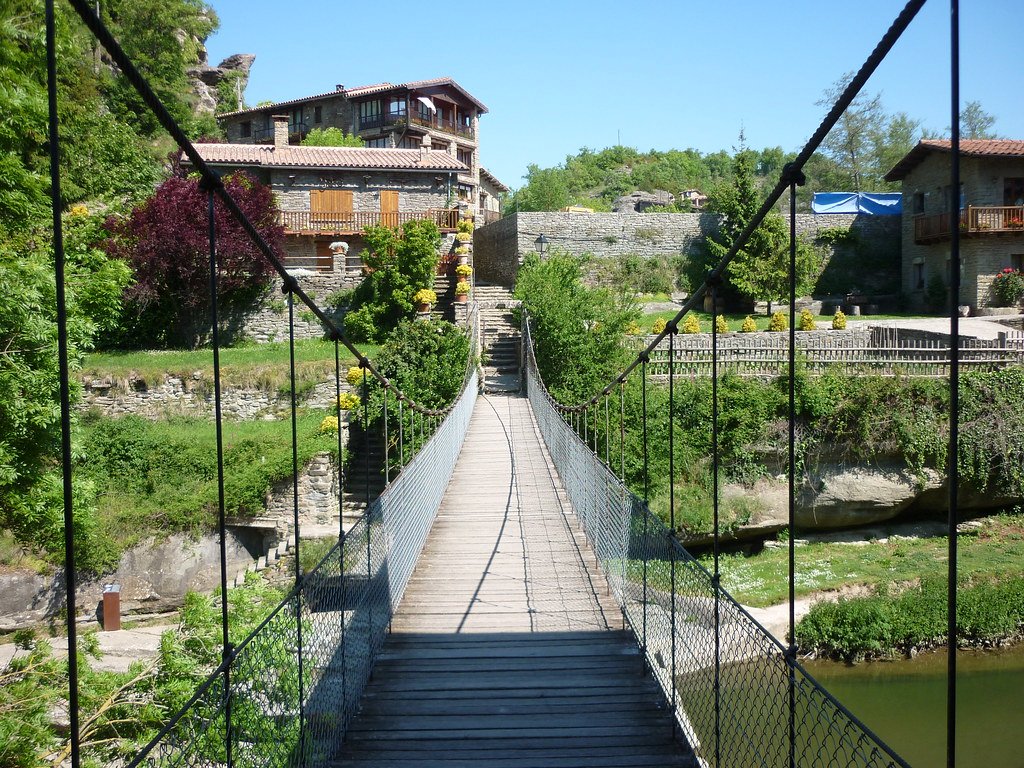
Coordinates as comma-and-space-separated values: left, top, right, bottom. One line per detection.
204, 183, 234, 767
363, 367, 373, 644
668, 327, 678, 740
45, 2, 81, 766
711, 275, 721, 768
946, 1, 961, 764
286, 290, 307, 762
333, 339, 347, 721
641, 358, 650, 672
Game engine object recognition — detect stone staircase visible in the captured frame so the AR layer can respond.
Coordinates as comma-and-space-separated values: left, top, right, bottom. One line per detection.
475, 283, 522, 394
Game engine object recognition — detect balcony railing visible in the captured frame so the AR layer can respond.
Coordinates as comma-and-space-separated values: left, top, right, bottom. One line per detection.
253, 121, 310, 144
356, 109, 475, 140
279, 208, 460, 233
410, 113, 474, 139
481, 209, 502, 225
914, 205, 1024, 243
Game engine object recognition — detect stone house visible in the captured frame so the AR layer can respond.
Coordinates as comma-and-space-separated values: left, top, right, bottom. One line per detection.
216, 77, 496, 221
885, 139, 1024, 311
479, 167, 508, 225
185, 117, 467, 340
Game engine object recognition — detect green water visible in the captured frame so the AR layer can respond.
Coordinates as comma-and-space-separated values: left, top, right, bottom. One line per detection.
806, 645, 1024, 767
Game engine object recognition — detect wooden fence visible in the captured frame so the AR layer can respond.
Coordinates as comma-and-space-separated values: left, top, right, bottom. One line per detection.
644, 334, 1024, 378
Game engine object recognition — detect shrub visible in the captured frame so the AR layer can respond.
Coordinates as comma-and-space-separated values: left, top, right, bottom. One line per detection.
455, 245, 470, 255
715, 315, 729, 334
346, 366, 364, 387
992, 268, 1024, 307
455, 231, 472, 243
413, 288, 436, 306
741, 315, 757, 333
798, 308, 816, 331
337, 392, 360, 411
456, 218, 474, 234
652, 317, 668, 334
455, 263, 473, 278
626, 320, 642, 335
319, 415, 339, 433
768, 311, 787, 332
832, 309, 847, 330
455, 281, 471, 296
681, 314, 700, 334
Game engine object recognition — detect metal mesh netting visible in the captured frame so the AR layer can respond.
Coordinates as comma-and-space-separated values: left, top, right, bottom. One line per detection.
130, 370, 478, 768
523, 322, 907, 768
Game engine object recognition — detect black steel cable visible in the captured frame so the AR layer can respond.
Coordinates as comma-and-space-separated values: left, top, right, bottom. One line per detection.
641, 357, 650, 671
947, 2, 961, 764
46, 3, 81, 766
668, 327, 678, 739
711, 277, 721, 768
286, 290, 306, 761
204, 185, 233, 767
333, 339, 347, 719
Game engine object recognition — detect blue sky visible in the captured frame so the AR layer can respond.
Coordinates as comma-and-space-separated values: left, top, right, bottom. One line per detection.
205, 0, 1022, 191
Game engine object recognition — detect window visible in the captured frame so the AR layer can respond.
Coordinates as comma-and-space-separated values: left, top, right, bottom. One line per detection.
365, 137, 389, 148
457, 148, 473, 167
1012, 254, 1024, 272
912, 192, 924, 214
290, 106, 304, 132
388, 97, 406, 117
912, 258, 925, 290
239, 120, 252, 138
358, 100, 381, 130
1005, 178, 1024, 206
396, 136, 419, 149
314, 105, 322, 124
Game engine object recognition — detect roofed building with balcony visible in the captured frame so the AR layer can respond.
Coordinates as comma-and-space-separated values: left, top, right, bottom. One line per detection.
186, 115, 467, 305
217, 77, 496, 222
885, 139, 1024, 311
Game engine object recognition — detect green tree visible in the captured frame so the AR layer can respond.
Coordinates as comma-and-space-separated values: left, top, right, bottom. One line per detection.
961, 100, 998, 140
343, 220, 441, 343
301, 127, 364, 147
704, 144, 818, 307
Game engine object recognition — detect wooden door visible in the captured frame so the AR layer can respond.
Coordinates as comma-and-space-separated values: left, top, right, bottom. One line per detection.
380, 190, 399, 228
310, 189, 353, 230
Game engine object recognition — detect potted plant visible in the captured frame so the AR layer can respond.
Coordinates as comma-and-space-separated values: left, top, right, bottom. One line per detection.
413, 287, 436, 312
455, 244, 470, 264
455, 263, 473, 281
455, 231, 472, 243
455, 281, 470, 303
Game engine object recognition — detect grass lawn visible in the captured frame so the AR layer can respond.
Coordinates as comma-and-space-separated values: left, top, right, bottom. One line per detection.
695, 513, 1024, 608
82, 339, 377, 394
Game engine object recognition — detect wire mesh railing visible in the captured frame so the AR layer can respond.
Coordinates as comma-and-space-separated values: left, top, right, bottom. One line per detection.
524, 321, 908, 768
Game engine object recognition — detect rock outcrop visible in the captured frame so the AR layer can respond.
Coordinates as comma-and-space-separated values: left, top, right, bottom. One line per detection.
612, 190, 676, 212
188, 53, 255, 114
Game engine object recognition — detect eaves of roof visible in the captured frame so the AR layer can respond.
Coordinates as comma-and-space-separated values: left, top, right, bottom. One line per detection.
885, 139, 1024, 182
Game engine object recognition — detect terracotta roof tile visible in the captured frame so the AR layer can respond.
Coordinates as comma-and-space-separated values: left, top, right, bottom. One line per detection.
885, 139, 1024, 181
184, 143, 468, 172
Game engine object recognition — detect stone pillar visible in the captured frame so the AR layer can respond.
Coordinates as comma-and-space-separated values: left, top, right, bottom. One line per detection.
272, 114, 289, 148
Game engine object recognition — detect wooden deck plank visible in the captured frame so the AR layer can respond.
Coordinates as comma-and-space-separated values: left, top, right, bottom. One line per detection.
332, 394, 692, 767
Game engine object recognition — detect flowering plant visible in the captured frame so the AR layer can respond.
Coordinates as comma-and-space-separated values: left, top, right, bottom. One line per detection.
832, 309, 847, 330
346, 366, 363, 387
319, 415, 339, 434
681, 314, 700, 334
741, 316, 757, 333
992, 268, 1024, 306
455, 263, 473, 277
337, 392, 360, 411
455, 281, 471, 295
652, 317, 667, 334
413, 288, 437, 306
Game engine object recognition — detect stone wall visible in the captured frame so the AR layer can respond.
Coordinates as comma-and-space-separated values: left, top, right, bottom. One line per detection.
473, 211, 900, 295
264, 451, 341, 532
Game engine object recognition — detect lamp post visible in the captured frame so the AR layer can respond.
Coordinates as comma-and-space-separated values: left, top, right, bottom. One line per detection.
534, 234, 549, 256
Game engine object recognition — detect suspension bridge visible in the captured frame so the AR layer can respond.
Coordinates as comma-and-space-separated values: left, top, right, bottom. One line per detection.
42, 0, 977, 765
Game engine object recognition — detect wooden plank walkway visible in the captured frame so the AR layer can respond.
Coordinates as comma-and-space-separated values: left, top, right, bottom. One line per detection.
333, 394, 693, 768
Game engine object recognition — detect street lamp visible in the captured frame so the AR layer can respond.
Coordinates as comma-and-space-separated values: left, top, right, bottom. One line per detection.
534, 234, 549, 256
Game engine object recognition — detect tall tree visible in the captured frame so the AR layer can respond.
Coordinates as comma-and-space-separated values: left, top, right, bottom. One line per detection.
961, 100, 998, 140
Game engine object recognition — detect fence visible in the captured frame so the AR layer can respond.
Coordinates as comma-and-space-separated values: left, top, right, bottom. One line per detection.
644, 332, 1024, 378
524, 320, 908, 768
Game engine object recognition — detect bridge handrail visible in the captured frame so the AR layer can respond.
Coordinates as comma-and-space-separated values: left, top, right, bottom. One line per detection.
523, 318, 909, 768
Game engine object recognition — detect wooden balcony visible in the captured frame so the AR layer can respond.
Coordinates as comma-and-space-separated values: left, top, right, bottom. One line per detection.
914, 205, 1024, 243
279, 208, 460, 234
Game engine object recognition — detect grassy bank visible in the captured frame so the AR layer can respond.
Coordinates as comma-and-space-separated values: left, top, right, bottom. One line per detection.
83, 339, 377, 395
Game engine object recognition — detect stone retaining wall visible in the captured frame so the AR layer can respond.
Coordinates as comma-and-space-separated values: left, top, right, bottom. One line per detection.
473, 211, 900, 295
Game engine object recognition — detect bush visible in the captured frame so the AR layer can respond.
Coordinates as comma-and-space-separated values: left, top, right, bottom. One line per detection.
768, 311, 787, 331
681, 314, 700, 334
798, 308, 816, 331
715, 315, 729, 334
832, 309, 847, 329
741, 315, 757, 333
652, 317, 668, 334
413, 288, 436, 306
992, 268, 1024, 307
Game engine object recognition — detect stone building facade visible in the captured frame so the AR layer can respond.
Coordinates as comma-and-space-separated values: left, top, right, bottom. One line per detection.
885, 139, 1024, 311
474, 211, 900, 299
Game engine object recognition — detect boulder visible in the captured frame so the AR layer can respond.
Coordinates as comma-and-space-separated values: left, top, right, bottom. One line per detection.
612, 190, 676, 213
187, 53, 256, 114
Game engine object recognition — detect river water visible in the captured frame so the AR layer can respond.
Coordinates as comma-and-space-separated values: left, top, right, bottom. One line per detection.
806, 644, 1024, 767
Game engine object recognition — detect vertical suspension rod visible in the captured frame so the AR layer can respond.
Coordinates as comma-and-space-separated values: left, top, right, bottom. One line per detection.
205, 184, 233, 766
287, 291, 306, 761
46, 3, 81, 765
641, 357, 650, 674
710, 277, 721, 767
668, 328, 678, 739
947, 2, 961, 764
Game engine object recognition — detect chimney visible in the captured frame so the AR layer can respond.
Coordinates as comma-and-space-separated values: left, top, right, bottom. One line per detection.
420, 133, 432, 159
335, 83, 344, 91
272, 114, 289, 148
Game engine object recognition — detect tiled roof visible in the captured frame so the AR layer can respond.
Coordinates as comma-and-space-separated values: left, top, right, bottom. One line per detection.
184, 143, 468, 172
479, 167, 509, 192
219, 77, 488, 120
885, 139, 1024, 181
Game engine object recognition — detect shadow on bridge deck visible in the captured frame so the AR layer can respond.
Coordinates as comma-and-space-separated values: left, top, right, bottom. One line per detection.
332, 394, 694, 767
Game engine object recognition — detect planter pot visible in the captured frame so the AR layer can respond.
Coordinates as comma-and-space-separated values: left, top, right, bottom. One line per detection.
417, 303, 431, 313
458, 255, 469, 265
457, 275, 468, 283
456, 293, 469, 303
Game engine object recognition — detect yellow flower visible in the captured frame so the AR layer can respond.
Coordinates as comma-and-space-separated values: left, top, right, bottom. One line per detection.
681, 314, 700, 334
337, 392, 360, 411
346, 366, 363, 387
69, 203, 89, 217
652, 317, 668, 334
741, 316, 757, 333
319, 415, 339, 434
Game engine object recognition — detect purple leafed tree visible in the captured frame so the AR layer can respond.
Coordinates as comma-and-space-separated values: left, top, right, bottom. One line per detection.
104, 172, 284, 348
